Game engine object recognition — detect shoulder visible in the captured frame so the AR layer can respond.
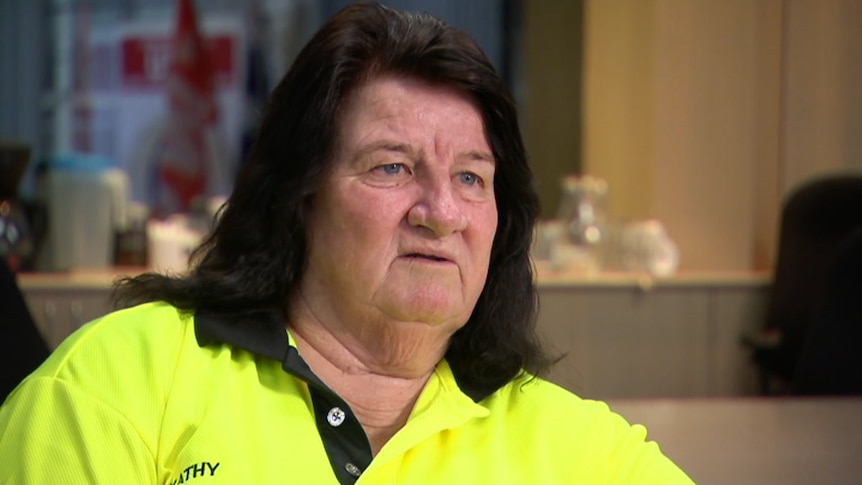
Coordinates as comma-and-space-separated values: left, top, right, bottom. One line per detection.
23, 301, 194, 401
487, 375, 640, 446
496, 375, 613, 409
44, 301, 190, 358
72, 300, 189, 340
491, 374, 608, 414
483, 375, 693, 482
0, 302, 193, 482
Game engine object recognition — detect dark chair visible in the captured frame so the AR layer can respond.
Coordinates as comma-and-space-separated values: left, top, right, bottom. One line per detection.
794, 228, 862, 394
0, 257, 50, 401
743, 174, 862, 395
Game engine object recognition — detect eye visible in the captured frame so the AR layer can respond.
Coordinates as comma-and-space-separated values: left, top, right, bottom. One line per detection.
458, 172, 481, 186
379, 163, 405, 175
363, 161, 412, 187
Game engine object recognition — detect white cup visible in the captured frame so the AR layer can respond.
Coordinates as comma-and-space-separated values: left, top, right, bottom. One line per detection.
146, 215, 204, 275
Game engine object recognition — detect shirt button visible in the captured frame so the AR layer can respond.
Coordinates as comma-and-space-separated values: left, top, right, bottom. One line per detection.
345, 462, 362, 477
327, 406, 346, 427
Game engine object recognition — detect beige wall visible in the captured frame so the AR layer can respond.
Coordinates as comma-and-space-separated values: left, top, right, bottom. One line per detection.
523, 1, 584, 219
575, 0, 862, 271
581, 0, 657, 224
782, 1, 862, 189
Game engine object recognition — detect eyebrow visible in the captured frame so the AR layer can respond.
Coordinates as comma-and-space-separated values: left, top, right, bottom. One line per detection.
353, 140, 415, 161
466, 150, 496, 164
353, 140, 496, 165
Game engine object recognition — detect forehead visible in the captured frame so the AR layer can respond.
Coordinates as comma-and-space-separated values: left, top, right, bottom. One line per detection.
336, 76, 489, 146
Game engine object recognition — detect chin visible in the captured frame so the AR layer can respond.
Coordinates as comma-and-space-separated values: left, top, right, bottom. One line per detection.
386, 299, 470, 328
376, 280, 478, 325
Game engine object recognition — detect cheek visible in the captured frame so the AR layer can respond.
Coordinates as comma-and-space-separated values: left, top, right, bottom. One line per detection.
318, 191, 401, 258
475, 207, 499, 250
467, 206, 498, 277
339, 193, 399, 236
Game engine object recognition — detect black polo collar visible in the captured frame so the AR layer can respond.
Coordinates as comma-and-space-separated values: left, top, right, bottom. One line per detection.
193, 309, 496, 403
195, 309, 287, 362
195, 308, 370, 484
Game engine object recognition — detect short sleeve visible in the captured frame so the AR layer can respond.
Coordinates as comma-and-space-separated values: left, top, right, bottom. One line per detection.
0, 376, 158, 484
607, 412, 696, 484
1, 303, 194, 484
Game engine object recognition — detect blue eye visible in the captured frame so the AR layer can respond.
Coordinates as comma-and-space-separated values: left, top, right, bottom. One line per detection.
459, 172, 480, 186
381, 163, 403, 175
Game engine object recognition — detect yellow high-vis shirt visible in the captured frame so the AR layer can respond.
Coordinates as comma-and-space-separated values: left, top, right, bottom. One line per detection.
0, 302, 694, 484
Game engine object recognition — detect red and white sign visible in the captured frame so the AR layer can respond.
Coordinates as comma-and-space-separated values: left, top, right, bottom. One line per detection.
82, 9, 246, 211
121, 34, 236, 90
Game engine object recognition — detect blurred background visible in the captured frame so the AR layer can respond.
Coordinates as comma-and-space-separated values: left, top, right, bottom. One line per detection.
2, 0, 862, 401
2, 0, 861, 275
3, 5, 862, 480
1, 0, 531, 273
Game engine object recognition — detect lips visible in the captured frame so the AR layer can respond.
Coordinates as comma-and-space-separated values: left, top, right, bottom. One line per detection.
401, 248, 456, 263
406, 253, 449, 262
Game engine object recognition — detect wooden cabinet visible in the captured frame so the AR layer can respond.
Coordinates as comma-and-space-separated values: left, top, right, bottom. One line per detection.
23, 288, 114, 349
18, 269, 769, 398
537, 273, 769, 399
18, 272, 122, 349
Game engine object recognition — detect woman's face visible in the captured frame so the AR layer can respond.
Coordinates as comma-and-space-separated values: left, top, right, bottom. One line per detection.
299, 76, 498, 334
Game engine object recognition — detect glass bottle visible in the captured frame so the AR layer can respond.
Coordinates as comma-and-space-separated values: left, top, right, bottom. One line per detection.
554, 175, 608, 273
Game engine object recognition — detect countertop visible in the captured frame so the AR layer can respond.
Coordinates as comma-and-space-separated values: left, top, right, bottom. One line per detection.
608, 396, 862, 485
17, 263, 770, 291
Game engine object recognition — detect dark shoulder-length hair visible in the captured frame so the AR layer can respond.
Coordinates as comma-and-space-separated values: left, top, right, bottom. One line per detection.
114, 2, 551, 392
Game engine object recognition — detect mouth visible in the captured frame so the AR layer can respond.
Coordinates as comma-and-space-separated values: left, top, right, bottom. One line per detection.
403, 252, 453, 263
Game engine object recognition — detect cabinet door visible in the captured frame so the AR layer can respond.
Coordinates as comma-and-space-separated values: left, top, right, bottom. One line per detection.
24, 289, 113, 349
538, 286, 711, 399
707, 286, 768, 395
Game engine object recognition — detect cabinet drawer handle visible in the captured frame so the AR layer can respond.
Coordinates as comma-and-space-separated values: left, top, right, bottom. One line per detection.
43, 301, 56, 322
70, 301, 83, 326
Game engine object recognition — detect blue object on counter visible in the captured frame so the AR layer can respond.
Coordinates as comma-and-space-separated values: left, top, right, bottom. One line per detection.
49, 152, 117, 172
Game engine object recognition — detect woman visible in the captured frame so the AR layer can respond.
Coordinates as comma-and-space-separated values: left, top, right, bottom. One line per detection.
0, 4, 693, 483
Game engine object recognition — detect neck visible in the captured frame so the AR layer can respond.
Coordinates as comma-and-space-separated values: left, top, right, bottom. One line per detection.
296, 328, 430, 453
289, 293, 449, 454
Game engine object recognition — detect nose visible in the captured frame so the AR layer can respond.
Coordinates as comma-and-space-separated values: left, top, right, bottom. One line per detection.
407, 177, 469, 236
